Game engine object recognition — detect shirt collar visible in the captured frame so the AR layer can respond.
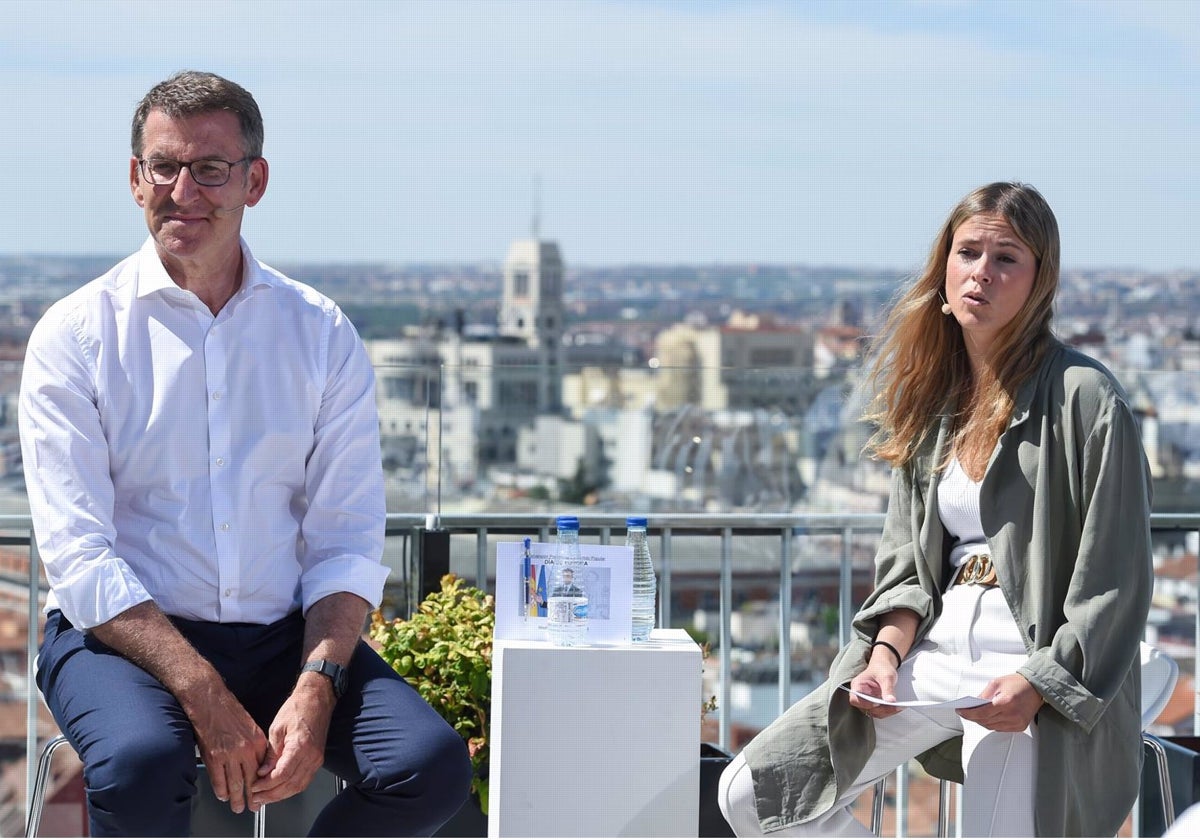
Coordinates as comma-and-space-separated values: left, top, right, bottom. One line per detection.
134, 237, 280, 302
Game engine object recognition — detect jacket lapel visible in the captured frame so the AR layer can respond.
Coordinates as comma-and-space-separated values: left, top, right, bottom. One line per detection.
917, 415, 954, 588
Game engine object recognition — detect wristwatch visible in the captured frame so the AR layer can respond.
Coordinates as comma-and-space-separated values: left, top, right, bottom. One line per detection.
301, 659, 349, 700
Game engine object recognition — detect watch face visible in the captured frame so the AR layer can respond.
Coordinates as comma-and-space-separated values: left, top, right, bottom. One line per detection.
333, 668, 349, 698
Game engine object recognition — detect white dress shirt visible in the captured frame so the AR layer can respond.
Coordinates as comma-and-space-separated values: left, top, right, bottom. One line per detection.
19, 238, 389, 629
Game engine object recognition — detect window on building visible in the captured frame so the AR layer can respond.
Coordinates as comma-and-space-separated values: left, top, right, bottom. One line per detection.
498, 382, 538, 407
383, 377, 415, 401
749, 348, 795, 366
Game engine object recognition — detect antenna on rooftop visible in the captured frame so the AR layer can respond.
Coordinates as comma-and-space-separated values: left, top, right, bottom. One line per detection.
531, 174, 541, 241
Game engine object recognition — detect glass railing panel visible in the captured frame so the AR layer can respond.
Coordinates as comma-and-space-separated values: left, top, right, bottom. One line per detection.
369, 360, 884, 518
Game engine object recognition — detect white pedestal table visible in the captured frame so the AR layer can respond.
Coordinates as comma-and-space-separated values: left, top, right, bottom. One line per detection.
487, 628, 702, 837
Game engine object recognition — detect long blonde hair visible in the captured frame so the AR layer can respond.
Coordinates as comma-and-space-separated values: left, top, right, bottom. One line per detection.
863, 182, 1061, 467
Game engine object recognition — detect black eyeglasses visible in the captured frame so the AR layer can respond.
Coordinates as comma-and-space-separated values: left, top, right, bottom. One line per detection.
138, 157, 253, 187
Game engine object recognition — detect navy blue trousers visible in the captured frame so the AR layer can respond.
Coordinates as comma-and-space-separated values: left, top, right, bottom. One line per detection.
37, 610, 472, 837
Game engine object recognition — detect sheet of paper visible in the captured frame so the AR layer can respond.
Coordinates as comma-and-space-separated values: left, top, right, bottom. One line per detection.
841, 684, 990, 710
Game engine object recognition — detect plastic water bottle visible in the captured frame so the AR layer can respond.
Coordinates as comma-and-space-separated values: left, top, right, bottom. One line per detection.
627, 516, 657, 642
547, 515, 588, 646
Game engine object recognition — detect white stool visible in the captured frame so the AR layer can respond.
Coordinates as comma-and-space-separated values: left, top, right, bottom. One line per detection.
23, 734, 348, 837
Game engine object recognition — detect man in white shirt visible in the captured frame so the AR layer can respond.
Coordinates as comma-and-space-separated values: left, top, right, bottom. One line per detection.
19, 70, 471, 837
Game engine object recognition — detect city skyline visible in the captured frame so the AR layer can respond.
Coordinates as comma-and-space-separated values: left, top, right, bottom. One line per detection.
3, 0, 1199, 271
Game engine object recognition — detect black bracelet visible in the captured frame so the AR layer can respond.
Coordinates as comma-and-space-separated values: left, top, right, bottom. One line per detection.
870, 640, 903, 668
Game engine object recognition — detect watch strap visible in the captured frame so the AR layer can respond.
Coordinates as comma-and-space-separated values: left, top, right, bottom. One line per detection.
301, 659, 348, 699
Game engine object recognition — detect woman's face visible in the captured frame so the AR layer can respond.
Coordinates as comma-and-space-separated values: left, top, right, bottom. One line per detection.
944, 213, 1037, 358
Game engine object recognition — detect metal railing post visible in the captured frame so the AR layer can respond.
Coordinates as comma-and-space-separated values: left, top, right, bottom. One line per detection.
1194, 525, 1200, 738
26, 535, 40, 820
660, 528, 672, 629
719, 527, 733, 750
476, 527, 488, 589
419, 518, 450, 600
779, 528, 793, 715
839, 526, 854, 648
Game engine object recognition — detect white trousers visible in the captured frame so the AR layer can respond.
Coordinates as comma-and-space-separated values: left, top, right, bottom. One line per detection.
719, 585, 1038, 837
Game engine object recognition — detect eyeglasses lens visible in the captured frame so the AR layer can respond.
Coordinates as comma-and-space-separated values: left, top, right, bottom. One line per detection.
142, 159, 232, 187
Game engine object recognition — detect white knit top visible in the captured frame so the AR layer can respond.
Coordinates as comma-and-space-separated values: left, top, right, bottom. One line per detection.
938, 457, 991, 568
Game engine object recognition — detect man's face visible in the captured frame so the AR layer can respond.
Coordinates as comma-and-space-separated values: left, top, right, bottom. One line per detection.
130, 109, 267, 267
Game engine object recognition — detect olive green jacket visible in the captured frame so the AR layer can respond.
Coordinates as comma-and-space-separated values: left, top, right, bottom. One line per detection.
744, 342, 1153, 837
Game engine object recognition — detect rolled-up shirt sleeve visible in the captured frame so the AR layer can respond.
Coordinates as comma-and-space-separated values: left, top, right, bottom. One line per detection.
19, 302, 153, 629
297, 307, 389, 614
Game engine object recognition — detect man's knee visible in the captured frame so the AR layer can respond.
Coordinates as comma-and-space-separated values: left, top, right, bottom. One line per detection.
425, 726, 473, 815
86, 728, 198, 817
376, 721, 472, 818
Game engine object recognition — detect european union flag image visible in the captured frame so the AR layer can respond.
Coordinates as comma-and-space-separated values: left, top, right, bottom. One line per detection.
536, 565, 548, 617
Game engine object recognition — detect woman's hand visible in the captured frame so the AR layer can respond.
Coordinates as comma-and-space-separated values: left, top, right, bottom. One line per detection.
958, 673, 1044, 732
850, 611, 919, 720
848, 659, 904, 719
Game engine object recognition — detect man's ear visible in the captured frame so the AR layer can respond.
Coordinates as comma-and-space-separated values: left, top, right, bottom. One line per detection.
130, 157, 147, 207
243, 157, 269, 208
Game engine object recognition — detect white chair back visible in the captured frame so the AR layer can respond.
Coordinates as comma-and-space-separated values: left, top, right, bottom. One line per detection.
1141, 641, 1179, 729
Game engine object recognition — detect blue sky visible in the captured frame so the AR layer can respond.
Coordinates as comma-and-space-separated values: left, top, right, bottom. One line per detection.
2, 0, 1198, 270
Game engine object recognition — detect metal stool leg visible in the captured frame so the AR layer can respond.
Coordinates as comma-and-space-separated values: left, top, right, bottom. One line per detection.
1144, 734, 1176, 832
937, 779, 954, 837
26, 734, 72, 837
253, 803, 266, 838
870, 775, 888, 836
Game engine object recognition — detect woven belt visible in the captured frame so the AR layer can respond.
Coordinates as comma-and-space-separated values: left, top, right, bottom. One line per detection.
951, 554, 997, 587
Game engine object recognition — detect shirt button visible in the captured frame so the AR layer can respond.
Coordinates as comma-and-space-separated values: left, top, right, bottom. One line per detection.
212, 391, 222, 400
215, 457, 225, 467
224, 588, 232, 597
221, 522, 231, 532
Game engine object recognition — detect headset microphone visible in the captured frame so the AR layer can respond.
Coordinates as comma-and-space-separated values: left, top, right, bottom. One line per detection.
213, 201, 247, 217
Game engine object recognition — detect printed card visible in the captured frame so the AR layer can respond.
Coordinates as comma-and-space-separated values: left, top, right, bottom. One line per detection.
493, 539, 633, 643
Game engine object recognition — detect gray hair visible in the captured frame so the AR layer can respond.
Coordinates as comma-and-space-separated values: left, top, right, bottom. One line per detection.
131, 70, 264, 159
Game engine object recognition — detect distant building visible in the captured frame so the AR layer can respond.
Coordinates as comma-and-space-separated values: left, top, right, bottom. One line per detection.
515, 414, 600, 486
813, 324, 866, 378
499, 239, 565, 413
368, 237, 567, 480
561, 366, 655, 418
368, 332, 544, 483
652, 311, 818, 414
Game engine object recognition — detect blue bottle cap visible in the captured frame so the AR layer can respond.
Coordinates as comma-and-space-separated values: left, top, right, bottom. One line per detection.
626, 516, 648, 527
556, 515, 579, 530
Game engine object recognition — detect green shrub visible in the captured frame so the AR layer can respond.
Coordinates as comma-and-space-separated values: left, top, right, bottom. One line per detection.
370, 574, 495, 812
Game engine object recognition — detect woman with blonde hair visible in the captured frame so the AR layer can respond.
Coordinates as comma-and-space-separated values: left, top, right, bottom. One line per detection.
718, 182, 1153, 837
